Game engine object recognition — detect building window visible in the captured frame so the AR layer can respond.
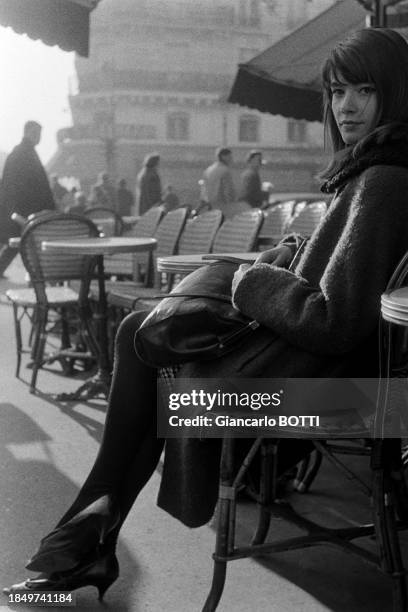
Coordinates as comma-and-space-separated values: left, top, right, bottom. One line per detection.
287, 119, 308, 144
167, 113, 189, 140
118, 124, 156, 139
239, 115, 259, 142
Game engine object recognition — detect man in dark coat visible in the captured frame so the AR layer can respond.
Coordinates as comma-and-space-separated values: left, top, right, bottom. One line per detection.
0, 121, 55, 276
116, 178, 135, 216
238, 149, 270, 208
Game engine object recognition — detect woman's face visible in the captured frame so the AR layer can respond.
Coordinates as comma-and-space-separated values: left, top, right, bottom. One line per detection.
330, 76, 378, 145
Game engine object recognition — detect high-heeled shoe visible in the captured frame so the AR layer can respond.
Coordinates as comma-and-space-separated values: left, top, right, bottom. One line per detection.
3, 549, 119, 601
25, 496, 120, 574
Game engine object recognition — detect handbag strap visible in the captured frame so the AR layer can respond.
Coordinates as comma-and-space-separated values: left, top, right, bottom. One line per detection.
151, 291, 232, 303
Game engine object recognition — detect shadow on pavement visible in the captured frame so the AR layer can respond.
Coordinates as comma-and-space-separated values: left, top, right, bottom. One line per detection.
0, 402, 142, 611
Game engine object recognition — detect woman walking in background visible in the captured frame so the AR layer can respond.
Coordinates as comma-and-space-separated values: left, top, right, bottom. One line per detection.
136, 153, 162, 215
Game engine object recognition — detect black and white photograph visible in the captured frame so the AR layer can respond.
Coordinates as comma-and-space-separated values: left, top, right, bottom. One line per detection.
1, 1, 408, 610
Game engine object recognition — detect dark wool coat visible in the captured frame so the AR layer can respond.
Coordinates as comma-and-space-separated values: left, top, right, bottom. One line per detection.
0, 138, 55, 241
157, 123, 408, 527
238, 167, 264, 207
137, 166, 162, 216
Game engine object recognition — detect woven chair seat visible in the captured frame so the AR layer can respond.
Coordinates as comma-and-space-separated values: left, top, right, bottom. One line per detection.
6, 286, 79, 307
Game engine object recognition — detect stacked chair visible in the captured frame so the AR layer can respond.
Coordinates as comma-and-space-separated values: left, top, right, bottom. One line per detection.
6, 213, 100, 393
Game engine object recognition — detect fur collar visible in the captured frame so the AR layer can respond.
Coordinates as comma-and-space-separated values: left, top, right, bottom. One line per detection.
321, 122, 408, 193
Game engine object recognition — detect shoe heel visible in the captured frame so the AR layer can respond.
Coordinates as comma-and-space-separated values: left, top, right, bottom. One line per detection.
96, 576, 115, 601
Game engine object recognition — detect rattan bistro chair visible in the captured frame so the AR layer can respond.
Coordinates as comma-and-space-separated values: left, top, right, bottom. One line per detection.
202, 252, 408, 612
211, 210, 264, 253
6, 213, 100, 393
284, 201, 327, 238
106, 207, 189, 311
162, 209, 223, 291
84, 206, 124, 237
104, 205, 164, 281
256, 201, 295, 249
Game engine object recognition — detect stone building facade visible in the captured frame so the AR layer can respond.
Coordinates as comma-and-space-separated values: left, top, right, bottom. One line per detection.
48, 0, 333, 206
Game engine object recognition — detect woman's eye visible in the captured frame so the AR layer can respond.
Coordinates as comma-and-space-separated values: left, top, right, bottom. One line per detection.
331, 88, 344, 96
359, 86, 375, 95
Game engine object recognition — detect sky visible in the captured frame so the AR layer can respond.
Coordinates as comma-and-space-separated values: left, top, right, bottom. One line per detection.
0, 25, 75, 165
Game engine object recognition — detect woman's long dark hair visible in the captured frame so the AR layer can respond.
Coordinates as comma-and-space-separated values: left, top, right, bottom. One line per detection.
321, 28, 408, 178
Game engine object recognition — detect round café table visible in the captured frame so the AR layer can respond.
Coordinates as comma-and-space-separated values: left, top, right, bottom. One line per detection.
156, 252, 259, 275
41, 236, 157, 401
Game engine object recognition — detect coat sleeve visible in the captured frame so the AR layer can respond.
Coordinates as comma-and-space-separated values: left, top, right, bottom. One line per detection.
220, 170, 235, 204
232, 167, 408, 355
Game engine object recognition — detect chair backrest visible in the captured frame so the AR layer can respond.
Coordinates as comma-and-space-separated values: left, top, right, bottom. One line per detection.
291, 200, 307, 217
212, 210, 263, 253
148, 207, 188, 287
258, 202, 294, 244
104, 205, 165, 278
132, 205, 165, 239
178, 209, 223, 255
84, 206, 123, 236
153, 207, 189, 258
19, 213, 100, 303
285, 201, 327, 237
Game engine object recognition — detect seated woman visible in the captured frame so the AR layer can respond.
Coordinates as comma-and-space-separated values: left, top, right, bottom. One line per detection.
5, 27, 408, 599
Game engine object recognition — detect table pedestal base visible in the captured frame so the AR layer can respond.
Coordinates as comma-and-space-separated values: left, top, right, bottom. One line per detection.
55, 369, 111, 402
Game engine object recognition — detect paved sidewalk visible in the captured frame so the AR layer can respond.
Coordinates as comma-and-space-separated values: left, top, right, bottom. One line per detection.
0, 256, 404, 611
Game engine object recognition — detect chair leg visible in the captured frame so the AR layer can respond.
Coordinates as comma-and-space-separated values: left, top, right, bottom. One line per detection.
28, 306, 38, 350
371, 440, 408, 612
11, 303, 23, 378
251, 441, 276, 546
30, 307, 48, 394
295, 449, 323, 493
202, 438, 235, 612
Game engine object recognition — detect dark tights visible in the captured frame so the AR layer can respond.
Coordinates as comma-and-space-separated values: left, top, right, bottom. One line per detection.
55, 310, 313, 551
56, 311, 163, 550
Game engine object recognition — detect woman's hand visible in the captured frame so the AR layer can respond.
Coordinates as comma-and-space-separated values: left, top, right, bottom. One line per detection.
232, 245, 293, 304
254, 245, 293, 267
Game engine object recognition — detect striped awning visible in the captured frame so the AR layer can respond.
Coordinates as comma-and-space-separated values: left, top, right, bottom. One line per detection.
0, 0, 102, 56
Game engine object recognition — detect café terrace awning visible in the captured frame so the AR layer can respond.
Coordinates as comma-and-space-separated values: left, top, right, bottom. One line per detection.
228, 0, 368, 122
0, 0, 102, 57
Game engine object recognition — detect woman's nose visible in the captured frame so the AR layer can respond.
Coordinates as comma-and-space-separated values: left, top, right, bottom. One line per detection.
341, 90, 358, 113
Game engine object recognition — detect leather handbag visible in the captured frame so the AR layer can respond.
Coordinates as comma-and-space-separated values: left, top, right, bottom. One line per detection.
134, 259, 261, 367
134, 242, 307, 368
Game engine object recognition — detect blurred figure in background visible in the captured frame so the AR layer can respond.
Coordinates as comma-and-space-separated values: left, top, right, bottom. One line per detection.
116, 179, 135, 216
91, 172, 116, 210
50, 174, 68, 211
162, 184, 179, 213
202, 147, 236, 217
238, 149, 272, 208
65, 191, 88, 215
0, 121, 55, 277
136, 153, 162, 215
89, 184, 105, 208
